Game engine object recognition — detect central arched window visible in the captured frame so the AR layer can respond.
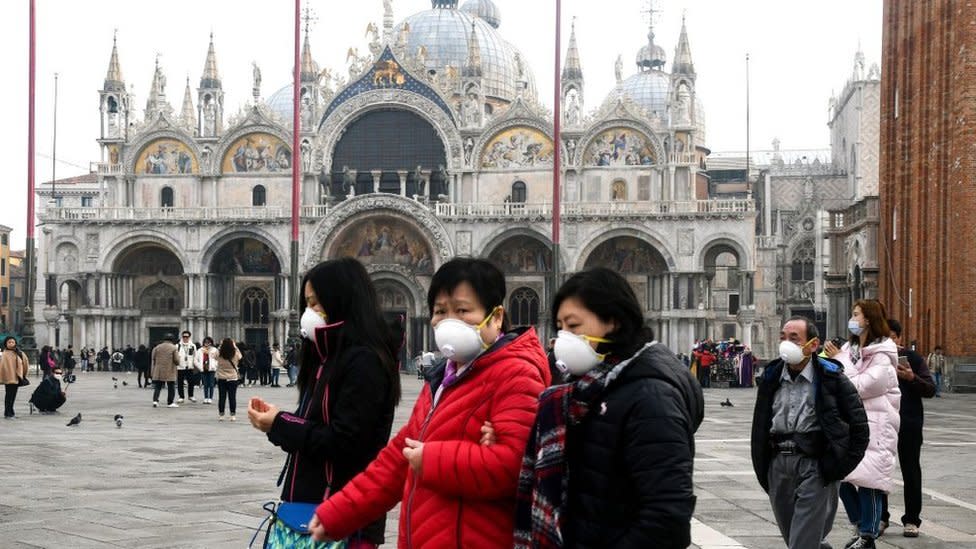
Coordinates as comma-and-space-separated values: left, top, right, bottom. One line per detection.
330, 109, 448, 199
140, 282, 180, 313
252, 185, 267, 206
511, 181, 527, 203
241, 288, 270, 325
508, 287, 540, 328
161, 186, 174, 208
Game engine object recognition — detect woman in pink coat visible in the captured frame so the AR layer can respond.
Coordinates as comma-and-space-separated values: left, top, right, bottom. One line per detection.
825, 299, 900, 549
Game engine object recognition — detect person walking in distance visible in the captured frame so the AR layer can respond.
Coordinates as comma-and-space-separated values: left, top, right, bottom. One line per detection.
195, 337, 219, 404
752, 316, 870, 549
215, 338, 241, 421
879, 320, 935, 538
135, 344, 151, 388
270, 342, 284, 387
151, 334, 180, 408
175, 331, 197, 403
926, 345, 946, 397
1, 336, 31, 419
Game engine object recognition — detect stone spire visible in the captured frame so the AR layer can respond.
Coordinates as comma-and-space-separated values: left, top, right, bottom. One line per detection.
636, 0, 666, 71
144, 55, 171, 121
301, 29, 319, 83
200, 32, 221, 88
103, 31, 125, 92
200, 32, 221, 89
672, 14, 695, 77
562, 18, 583, 82
180, 76, 196, 133
463, 21, 482, 77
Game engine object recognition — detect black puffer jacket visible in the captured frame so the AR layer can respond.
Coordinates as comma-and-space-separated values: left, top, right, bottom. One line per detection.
267, 344, 397, 544
751, 355, 870, 492
563, 343, 704, 549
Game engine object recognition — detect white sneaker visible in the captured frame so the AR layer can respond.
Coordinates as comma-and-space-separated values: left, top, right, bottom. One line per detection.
189, 397, 197, 403
153, 401, 159, 408
229, 416, 236, 422
177, 398, 184, 403
218, 415, 224, 421
167, 403, 179, 408
204, 398, 211, 404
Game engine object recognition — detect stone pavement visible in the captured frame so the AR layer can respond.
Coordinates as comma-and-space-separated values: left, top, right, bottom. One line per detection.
1, 371, 974, 548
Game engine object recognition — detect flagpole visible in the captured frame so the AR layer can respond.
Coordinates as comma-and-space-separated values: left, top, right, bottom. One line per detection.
550, 0, 562, 337
22, 0, 38, 362
287, 0, 302, 346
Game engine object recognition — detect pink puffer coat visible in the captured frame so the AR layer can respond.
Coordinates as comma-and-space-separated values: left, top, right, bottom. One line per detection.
835, 338, 901, 492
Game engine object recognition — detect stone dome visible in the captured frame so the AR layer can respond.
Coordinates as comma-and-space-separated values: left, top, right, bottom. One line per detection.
609, 69, 672, 119
395, 5, 536, 102
266, 84, 297, 121
460, 0, 501, 29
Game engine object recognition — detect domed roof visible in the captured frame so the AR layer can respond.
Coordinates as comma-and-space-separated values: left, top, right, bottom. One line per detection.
460, 0, 501, 29
267, 84, 297, 121
396, 7, 535, 102
609, 69, 671, 119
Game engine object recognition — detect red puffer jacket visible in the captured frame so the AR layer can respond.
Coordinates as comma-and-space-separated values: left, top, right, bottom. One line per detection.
315, 327, 550, 548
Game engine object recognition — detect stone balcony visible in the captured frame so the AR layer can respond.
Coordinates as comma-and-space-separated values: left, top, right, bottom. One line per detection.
39, 198, 754, 225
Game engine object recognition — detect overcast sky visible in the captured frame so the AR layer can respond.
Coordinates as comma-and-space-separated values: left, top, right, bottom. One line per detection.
1, 0, 882, 249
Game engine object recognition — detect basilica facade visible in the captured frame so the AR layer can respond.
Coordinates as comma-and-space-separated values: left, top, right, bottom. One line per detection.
35, 0, 773, 359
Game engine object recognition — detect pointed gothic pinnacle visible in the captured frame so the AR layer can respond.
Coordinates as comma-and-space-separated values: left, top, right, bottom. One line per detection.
104, 31, 124, 90
563, 17, 583, 82
201, 32, 221, 88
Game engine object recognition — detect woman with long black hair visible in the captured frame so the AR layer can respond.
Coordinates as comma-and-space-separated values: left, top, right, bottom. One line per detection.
247, 257, 401, 548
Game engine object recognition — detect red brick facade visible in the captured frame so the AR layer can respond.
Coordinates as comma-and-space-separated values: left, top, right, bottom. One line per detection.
880, 1, 976, 358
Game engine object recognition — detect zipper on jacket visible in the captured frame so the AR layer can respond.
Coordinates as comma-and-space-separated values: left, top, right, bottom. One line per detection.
404, 384, 448, 548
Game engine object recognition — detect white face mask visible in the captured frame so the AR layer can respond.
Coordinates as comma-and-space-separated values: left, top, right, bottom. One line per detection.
300, 307, 327, 339
848, 318, 863, 336
553, 330, 611, 376
433, 308, 497, 364
778, 339, 812, 365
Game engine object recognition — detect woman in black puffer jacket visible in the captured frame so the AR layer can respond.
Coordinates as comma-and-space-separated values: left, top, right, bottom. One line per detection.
514, 267, 704, 549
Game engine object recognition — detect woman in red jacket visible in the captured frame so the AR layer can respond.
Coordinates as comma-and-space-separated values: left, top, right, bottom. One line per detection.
310, 257, 551, 548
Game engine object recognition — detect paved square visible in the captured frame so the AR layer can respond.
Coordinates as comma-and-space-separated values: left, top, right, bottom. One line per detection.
1, 372, 974, 548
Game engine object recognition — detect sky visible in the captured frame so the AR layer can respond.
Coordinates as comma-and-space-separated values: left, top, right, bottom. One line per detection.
0, 0, 882, 249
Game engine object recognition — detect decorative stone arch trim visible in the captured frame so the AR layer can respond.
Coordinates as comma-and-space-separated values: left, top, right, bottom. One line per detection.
368, 267, 428, 317
318, 91, 464, 173
696, 234, 753, 272
123, 121, 201, 175
574, 226, 677, 272
303, 194, 453, 270
100, 230, 190, 274
477, 226, 568, 273
199, 226, 288, 276
49, 236, 83, 272
577, 119, 666, 167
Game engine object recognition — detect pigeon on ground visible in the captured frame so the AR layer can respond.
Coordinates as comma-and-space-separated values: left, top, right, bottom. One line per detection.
66, 413, 82, 426
720, 398, 734, 407
114, 382, 118, 389
122, 381, 128, 386
111, 377, 118, 381
114, 414, 124, 428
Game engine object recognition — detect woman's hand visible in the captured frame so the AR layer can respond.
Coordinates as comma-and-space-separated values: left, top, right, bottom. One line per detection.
403, 438, 425, 474
246, 397, 279, 432
480, 420, 496, 446
309, 514, 329, 542
823, 340, 841, 359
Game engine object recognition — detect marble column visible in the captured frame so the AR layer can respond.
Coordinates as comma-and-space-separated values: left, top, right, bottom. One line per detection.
397, 170, 408, 197
371, 170, 382, 194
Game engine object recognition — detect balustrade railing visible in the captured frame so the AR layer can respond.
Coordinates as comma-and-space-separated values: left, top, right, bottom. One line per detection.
43, 198, 755, 224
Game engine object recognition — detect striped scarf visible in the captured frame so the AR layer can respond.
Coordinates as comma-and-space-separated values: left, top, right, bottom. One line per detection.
513, 353, 640, 548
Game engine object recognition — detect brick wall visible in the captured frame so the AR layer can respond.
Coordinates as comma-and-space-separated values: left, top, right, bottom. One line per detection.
880, 1, 976, 358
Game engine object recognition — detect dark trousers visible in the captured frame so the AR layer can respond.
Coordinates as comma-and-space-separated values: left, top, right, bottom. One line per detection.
882, 423, 924, 526
4, 384, 19, 417
152, 380, 176, 405
271, 368, 280, 386
840, 482, 883, 538
137, 369, 150, 387
177, 369, 194, 399
700, 366, 711, 388
259, 367, 271, 385
217, 379, 237, 416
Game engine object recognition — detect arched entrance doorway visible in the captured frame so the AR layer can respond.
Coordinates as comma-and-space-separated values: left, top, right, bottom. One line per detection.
207, 238, 282, 344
